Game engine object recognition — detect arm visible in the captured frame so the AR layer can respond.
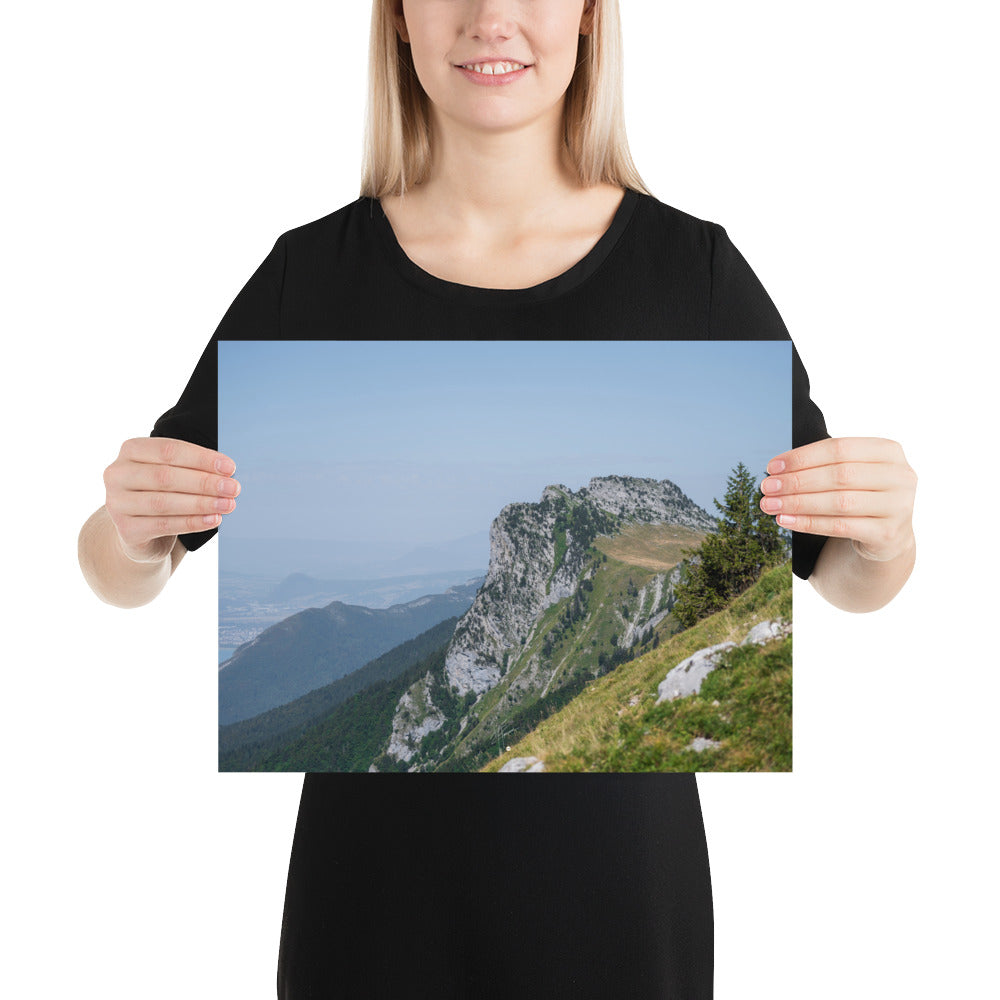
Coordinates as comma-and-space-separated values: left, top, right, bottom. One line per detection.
808, 534, 915, 613
78, 506, 188, 609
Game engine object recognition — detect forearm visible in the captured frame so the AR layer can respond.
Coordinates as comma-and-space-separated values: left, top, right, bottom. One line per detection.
78, 506, 186, 609
807, 533, 916, 613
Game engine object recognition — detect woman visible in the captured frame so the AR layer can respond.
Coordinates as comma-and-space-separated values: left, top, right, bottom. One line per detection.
79, 1, 916, 996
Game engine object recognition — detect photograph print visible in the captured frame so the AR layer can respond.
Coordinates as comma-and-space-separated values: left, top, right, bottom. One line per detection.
217, 339, 793, 773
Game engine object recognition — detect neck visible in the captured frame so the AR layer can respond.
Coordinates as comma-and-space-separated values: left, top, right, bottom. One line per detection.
410, 106, 585, 235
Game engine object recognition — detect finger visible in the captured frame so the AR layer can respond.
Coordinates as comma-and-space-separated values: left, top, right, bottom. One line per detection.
767, 437, 904, 476
110, 461, 241, 499
120, 437, 237, 476
114, 490, 238, 518
760, 490, 895, 519
772, 512, 910, 560
772, 512, 885, 543
761, 462, 912, 497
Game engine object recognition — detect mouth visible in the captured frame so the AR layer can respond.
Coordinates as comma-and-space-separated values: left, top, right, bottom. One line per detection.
454, 61, 532, 86
455, 60, 531, 76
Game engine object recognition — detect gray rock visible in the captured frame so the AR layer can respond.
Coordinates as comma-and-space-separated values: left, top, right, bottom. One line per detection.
741, 619, 791, 646
386, 671, 445, 762
581, 476, 716, 531
655, 641, 736, 703
686, 737, 722, 752
498, 755, 545, 773
620, 574, 673, 648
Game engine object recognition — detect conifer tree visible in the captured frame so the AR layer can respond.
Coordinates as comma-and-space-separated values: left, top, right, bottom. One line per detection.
714, 461, 767, 593
672, 461, 789, 629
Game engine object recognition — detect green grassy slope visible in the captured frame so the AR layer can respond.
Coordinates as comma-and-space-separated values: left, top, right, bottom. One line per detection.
480, 560, 793, 772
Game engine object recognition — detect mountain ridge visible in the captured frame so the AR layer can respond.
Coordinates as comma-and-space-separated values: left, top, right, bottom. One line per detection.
380, 475, 715, 770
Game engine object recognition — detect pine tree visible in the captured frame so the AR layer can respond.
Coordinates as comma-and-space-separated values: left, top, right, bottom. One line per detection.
672, 461, 789, 629
713, 461, 768, 593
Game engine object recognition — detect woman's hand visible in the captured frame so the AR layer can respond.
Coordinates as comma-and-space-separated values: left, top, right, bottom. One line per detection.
103, 437, 240, 563
759, 437, 917, 563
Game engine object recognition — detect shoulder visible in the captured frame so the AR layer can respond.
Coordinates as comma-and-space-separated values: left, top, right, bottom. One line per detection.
611, 190, 727, 295
633, 190, 722, 239
627, 190, 729, 269
276, 196, 374, 251
267, 197, 382, 292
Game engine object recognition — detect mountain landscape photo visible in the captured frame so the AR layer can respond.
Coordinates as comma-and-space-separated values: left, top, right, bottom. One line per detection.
217, 340, 794, 773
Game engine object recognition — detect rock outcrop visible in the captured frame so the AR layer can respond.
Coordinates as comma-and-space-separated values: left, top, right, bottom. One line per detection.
385, 671, 446, 763
498, 756, 547, 773
742, 619, 791, 646
656, 641, 737, 703
656, 618, 792, 703
442, 477, 713, 699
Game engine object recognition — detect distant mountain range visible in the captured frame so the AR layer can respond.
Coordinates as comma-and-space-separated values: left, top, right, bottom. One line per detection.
218, 568, 486, 653
218, 580, 482, 724
264, 570, 484, 608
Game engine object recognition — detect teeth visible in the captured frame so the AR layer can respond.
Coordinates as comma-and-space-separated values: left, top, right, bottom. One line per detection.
463, 61, 525, 75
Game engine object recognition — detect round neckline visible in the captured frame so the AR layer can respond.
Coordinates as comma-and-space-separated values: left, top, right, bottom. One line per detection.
368, 187, 639, 306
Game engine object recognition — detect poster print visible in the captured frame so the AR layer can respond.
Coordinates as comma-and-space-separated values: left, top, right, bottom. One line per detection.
218, 340, 792, 773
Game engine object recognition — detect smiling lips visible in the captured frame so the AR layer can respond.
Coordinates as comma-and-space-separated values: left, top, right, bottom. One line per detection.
454, 61, 532, 85
458, 60, 527, 75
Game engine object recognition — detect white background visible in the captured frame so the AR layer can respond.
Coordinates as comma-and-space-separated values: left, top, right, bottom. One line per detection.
4, 2, 996, 997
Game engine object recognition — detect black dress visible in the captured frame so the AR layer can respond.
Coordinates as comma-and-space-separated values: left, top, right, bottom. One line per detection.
151, 188, 829, 998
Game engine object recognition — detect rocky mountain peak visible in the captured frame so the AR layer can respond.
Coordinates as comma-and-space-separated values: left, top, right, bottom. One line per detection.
577, 475, 715, 531
383, 474, 715, 768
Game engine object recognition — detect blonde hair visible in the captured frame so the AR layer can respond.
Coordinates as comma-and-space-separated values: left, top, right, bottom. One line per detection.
359, 0, 651, 199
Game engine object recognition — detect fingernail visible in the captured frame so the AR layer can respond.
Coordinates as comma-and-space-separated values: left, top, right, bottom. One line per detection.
777, 514, 796, 526
219, 478, 239, 496
761, 497, 782, 512
761, 478, 782, 493
768, 459, 785, 474
216, 457, 236, 475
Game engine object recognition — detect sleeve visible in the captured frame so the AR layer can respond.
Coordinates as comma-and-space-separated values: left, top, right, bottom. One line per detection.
149, 232, 287, 552
708, 223, 830, 581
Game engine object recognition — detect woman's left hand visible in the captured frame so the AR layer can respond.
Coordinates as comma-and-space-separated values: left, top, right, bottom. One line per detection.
760, 437, 917, 563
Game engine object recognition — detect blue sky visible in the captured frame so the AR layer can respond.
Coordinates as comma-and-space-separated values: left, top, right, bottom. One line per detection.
219, 340, 791, 546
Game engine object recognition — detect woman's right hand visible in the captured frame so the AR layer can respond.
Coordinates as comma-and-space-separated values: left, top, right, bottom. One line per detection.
103, 437, 240, 563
